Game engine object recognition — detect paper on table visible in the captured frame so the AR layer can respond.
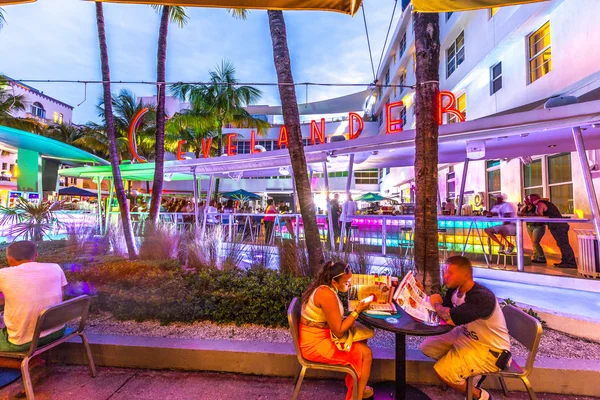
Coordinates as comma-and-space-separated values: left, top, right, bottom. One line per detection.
395, 271, 440, 326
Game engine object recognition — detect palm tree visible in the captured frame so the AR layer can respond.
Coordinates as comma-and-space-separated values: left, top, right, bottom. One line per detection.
95, 2, 137, 260
267, 10, 324, 274
170, 60, 269, 200
413, 12, 441, 292
0, 8, 6, 32
165, 113, 218, 158
147, 5, 188, 226
0, 76, 42, 133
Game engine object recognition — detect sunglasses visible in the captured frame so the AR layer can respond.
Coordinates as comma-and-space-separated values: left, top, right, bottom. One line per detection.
332, 264, 351, 279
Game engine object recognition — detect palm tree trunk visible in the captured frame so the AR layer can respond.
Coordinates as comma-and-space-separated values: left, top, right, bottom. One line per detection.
413, 12, 440, 292
95, 2, 138, 260
148, 5, 170, 225
268, 10, 324, 274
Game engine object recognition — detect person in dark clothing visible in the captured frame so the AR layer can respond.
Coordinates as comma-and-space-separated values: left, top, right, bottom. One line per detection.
519, 196, 547, 263
330, 194, 341, 244
529, 194, 576, 268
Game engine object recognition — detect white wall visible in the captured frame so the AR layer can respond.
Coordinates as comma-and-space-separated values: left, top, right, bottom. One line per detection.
10, 83, 73, 124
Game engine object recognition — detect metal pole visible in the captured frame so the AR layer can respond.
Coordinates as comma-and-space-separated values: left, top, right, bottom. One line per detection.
96, 176, 103, 235
516, 220, 524, 272
201, 175, 214, 239
573, 126, 600, 240
322, 162, 336, 250
382, 216, 387, 256
192, 168, 199, 233
339, 154, 355, 252
105, 178, 114, 234
457, 158, 470, 215
291, 170, 299, 213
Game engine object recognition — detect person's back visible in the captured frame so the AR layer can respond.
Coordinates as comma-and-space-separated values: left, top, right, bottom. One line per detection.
538, 199, 562, 218
0, 241, 67, 349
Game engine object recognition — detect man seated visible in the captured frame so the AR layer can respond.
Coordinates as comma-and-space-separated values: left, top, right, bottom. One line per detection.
484, 194, 517, 254
0, 241, 68, 352
420, 256, 511, 400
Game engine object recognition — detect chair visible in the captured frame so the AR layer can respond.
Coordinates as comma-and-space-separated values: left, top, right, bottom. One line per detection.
0, 295, 97, 400
287, 298, 358, 400
466, 305, 543, 400
496, 235, 517, 269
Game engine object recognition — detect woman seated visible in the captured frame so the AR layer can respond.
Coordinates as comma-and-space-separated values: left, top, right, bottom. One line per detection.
299, 262, 373, 399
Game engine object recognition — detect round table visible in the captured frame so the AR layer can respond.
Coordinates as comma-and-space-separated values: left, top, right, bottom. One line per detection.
360, 306, 452, 400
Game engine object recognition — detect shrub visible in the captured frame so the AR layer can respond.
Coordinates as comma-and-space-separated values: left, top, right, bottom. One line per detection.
277, 240, 311, 277
139, 223, 181, 261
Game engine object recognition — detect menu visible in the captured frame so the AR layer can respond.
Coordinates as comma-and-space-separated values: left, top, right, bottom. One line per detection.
348, 274, 399, 314
394, 271, 440, 326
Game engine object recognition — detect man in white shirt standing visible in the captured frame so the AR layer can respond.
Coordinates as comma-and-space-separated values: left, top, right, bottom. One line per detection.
0, 241, 68, 352
484, 194, 517, 254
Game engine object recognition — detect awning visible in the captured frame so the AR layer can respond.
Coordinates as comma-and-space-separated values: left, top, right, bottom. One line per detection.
412, 0, 547, 12
93, 0, 361, 15
58, 186, 98, 197
0, 125, 109, 166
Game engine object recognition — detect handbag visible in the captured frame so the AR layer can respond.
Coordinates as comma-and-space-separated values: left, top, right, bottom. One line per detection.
330, 321, 375, 352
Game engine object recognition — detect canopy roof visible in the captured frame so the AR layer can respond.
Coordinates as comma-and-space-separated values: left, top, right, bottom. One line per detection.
356, 192, 387, 202
60, 98, 600, 180
0, 126, 109, 166
412, 0, 547, 12
221, 189, 261, 200
58, 186, 98, 197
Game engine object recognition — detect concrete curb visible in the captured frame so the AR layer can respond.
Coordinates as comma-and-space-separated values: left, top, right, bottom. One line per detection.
51, 334, 600, 397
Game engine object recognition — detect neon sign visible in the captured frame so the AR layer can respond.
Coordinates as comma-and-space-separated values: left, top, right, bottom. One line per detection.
437, 91, 465, 125
348, 112, 363, 140
128, 108, 149, 163
310, 118, 326, 145
386, 101, 404, 134
176, 140, 187, 160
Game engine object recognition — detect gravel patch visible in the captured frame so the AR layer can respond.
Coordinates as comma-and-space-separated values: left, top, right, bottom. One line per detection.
82, 312, 600, 360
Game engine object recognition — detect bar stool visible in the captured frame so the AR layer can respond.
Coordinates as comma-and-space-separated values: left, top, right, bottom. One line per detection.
400, 227, 414, 262
438, 228, 449, 261
496, 235, 517, 269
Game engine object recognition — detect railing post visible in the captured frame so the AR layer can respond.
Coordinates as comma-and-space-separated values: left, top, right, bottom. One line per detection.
382, 216, 387, 256
228, 214, 233, 242
516, 219, 524, 272
295, 215, 299, 245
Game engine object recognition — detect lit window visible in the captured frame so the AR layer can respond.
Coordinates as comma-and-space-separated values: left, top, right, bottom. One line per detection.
412, 51, 417, 73
490, 62, 502, 95
393, 52, 397, 65
528, 22, 551, 83
523, 159, 543, 198
53, 112, 63, 124
31, 102, 45, 118
548, 153, 573, 214
490, 7, 500, 18
447, 31, 465, 77
354, 169, 379, 185
486, 160, 501, 208
448, 93, 466, 124
399, 32, 407, 57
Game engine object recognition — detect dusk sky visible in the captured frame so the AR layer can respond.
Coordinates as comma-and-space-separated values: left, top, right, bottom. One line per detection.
0, 0, 400, 124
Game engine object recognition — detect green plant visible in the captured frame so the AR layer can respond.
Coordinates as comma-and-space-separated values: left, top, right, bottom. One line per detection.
350, 244, 374, 275
139, 222, 180, 261
501, 298, 546, 326
277, 240, 311, 277
0, 198, 64, 242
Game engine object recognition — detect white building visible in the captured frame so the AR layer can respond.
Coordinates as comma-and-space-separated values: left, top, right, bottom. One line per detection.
373, 0, 600, 222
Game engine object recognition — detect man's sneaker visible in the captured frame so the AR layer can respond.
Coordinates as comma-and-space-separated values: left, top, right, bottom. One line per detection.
498, 246, 505, 254
531, 259, 547, 264
505, 245, 515, 254
478, 389, 492, 400
555, 263, 577, 269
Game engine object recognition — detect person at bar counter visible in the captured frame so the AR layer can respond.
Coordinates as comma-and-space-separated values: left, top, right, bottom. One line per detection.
519, 196, 547, 264
330, 193, 342, 243
484, 194, 517, 254
299, 262, 374, 400
420, 256, 511, 400
0, 241, 68, 352
528, 194, 577, 268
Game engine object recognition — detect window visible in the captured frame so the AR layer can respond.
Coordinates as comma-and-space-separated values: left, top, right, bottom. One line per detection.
53, 112, 63, 124
399, 32, 407, 58
486, 160, 501, 208
9, 164, 15, 174
354, 169, 379, 185
446, 12, 453, 21
384, 69, 390, 86
446, 167, 456, 200
399, 71, 406, 95
393, 84, 397, 98
548, 153, 573, 214
1, 163, 6, 171
490, 7, 500, 18
447, 31, 465, 77
378, 110, 383, 127
521, 154, 573, 214
523, 159, 543, 198
490, 62, 502, 95
528, 22, 551, 83
448, 93, 466, 124
400, 106, 407, 127
31, 102, 45, 118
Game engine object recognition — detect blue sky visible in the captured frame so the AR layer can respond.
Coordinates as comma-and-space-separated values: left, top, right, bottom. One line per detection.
0, 0, 400, 124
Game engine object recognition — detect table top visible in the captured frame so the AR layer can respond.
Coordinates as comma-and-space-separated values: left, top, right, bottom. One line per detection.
359, 304, 452, 336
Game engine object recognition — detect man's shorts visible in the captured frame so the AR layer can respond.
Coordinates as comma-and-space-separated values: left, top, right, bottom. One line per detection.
420, 328, 502, 385
488, 223, 516, 236
0, 327, 66, 353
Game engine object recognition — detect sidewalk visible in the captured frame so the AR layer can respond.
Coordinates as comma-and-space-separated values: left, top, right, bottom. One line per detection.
1, 366, 597, 400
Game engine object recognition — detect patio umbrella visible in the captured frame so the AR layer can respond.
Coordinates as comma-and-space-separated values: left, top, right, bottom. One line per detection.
58, 186, 98, 197
220, 189, 261, 201
356, 192, 387, 202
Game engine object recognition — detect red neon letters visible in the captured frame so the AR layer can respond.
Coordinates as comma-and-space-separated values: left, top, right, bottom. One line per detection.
348, 112, 364, 140
310, 118, 326, 145
277, 126, 289, 149
250, 130, 259, 154
128, 108, 149, 163
437, 91, 465, 125
176, 140, 187, 160
201, 137, 212, 158
226, 134, 237, 156
386, 101, 404, 134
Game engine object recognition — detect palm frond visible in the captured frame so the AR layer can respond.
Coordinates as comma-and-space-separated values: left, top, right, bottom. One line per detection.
227, 8, 249, 20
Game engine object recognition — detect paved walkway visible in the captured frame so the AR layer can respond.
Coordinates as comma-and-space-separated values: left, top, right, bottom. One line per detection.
1, 366, 598, 400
